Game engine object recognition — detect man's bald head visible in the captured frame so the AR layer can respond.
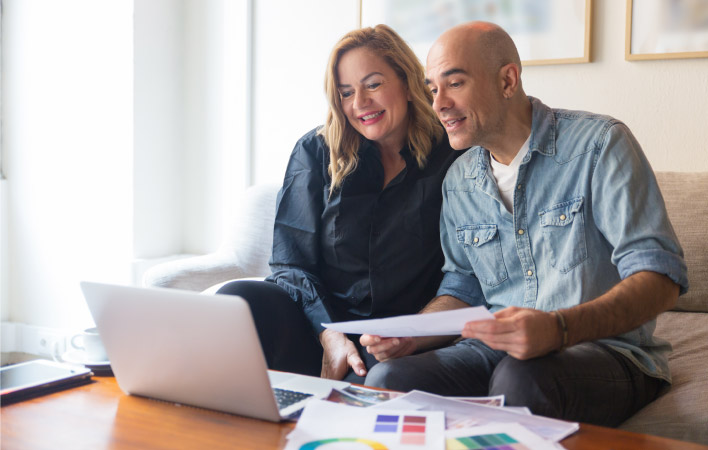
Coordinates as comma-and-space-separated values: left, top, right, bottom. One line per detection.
430, 21, 521, 78
425, 21, 530, 154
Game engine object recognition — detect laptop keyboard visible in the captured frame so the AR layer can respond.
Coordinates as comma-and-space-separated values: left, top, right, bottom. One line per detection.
273, 388, 313, 410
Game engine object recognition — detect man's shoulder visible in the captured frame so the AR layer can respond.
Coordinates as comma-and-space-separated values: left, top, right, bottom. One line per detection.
532, 101, 634, 163
552, 107, 624, 133
531, 96, 623, 129
531, 96, 628, 148
443, 147, 482, 187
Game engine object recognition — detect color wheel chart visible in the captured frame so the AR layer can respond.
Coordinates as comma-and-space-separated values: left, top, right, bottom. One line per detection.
299, 438, 388, 449
446, 432, 530, 450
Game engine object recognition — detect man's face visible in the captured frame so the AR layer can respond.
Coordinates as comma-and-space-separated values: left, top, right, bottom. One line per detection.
426, 41, 505, 150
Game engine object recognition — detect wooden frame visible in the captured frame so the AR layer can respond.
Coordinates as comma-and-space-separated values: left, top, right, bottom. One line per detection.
358, 0, 592, 66
626, 0, 708, 61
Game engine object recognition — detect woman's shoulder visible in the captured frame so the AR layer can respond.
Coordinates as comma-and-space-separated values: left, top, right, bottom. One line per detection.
295, 127, 327, 150
426, 134, 462, 170
291, 127, 330, 160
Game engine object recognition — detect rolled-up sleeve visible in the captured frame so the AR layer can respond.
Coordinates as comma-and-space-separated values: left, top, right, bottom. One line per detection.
591, 122, 689, 294
267, 133, 336, 334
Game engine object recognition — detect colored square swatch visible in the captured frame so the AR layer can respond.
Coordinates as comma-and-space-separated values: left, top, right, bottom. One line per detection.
403, 415, 427, 424
376, 415, 399, 423
400, 433, 426, 445
402, 424, 426, 433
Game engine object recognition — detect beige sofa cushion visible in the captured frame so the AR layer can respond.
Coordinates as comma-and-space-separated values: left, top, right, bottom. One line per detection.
655, 172, 708, 312
619, 311, 708, 444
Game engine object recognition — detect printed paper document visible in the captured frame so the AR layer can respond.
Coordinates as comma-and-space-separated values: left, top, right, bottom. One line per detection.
322, 306, 493, 337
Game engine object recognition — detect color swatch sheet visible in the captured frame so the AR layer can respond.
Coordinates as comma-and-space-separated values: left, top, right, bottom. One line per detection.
371, 390, 578, 442
446, 423, 562, 450
285, 399, 445, 450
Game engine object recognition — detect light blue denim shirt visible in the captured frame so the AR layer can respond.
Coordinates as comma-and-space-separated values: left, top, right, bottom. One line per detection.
437, 96, 688, 382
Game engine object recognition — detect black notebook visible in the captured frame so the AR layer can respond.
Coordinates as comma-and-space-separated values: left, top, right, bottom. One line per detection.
1, 359, 93, 405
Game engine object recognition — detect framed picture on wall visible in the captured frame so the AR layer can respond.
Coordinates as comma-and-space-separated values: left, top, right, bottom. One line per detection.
358, 0, 592, 66
626, 0, 708, 61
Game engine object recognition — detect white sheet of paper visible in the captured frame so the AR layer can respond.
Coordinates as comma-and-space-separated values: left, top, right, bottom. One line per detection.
322, 306, 494, 337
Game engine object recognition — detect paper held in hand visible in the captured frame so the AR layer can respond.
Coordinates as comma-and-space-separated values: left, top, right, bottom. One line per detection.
322, 306, 494, 337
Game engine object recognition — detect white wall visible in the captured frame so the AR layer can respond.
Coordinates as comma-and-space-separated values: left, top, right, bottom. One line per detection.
251, 0, 360, 185
134, 0, 249, 259
133, 0, 185, 260
2, 0, 134, 328
251, 0, 708, 184
521, 0, 708, 172
1, 0, 248, 331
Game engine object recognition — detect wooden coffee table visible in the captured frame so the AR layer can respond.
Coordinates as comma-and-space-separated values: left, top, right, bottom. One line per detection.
1, 376, 705, 449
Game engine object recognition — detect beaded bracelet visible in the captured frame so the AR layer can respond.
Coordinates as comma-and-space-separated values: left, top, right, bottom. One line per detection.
553, 310, 568, 351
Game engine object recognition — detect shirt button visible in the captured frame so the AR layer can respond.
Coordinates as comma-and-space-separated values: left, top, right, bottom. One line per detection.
473, 237, 479, 243
517, 184, 522, 190
560, 214, 567, 221
527, 270, 533, 276
518, 229, 524, 235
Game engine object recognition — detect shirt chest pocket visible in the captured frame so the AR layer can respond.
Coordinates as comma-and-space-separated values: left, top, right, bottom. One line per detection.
539, 196, 588, 273
456, 224, 508, 287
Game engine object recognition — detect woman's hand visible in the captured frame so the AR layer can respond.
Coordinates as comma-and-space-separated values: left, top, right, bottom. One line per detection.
319, 329, 367, 380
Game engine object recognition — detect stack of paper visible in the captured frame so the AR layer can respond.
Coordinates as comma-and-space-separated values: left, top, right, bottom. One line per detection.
287, 389, 578, 449
293, 308, 579, 448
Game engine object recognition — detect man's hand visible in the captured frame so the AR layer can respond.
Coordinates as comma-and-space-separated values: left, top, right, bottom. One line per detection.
462, 307, 560, 360
462, 272, 680, 360
360, 335, 417, 362
319, 329, 367, 380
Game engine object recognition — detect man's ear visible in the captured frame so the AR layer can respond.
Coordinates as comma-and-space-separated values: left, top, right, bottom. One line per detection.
499, 63, 521, 99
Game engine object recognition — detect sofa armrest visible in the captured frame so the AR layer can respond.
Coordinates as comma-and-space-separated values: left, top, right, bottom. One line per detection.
142, 251, 258, 291
143, 183, 281, 291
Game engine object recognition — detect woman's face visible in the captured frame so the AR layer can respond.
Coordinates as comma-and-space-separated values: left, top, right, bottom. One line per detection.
336, 47, 410, 153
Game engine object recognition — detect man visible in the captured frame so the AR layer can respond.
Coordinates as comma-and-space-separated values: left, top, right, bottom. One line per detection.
361, 22, 688, 426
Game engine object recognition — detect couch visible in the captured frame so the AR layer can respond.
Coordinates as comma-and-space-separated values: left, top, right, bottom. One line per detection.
143, 172, 708, 445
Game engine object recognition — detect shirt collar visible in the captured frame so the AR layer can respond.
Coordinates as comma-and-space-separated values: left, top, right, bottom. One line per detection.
466, 96, 556, 180
528, 96, 556, 158
360, 136, 416, 170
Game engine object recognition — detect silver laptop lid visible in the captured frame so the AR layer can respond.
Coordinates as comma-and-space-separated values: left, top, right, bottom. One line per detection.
80, 281, 283, 422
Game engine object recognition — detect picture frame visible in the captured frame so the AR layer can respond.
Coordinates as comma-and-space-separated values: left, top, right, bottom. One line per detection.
625, 0, 708, 61
358, 0, 592, 66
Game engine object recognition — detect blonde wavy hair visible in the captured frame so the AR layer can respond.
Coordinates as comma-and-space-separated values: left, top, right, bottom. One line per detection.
320, 24, 444, 193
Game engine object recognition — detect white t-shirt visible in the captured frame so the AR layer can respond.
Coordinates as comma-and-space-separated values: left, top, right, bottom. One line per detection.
490, 135, 531, 213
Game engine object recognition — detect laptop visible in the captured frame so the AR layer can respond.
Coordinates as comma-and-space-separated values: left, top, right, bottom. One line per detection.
80, 281, 349, 421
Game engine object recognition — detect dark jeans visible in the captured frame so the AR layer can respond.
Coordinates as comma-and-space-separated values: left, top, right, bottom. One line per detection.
216, 280, 378, 384
365, 339, 664, 427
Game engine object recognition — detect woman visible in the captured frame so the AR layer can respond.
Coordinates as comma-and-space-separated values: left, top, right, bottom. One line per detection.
217, 24, 458, 383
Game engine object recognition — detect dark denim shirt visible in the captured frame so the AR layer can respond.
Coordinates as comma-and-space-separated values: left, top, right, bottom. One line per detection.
437, 97, 688, 381
266, 127, 459, 334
